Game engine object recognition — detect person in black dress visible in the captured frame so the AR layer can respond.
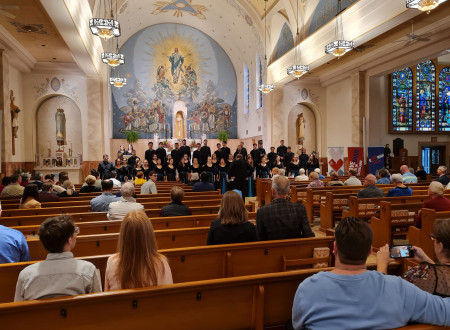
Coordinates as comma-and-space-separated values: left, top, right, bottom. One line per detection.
306, 154, 319, 175
284, 146, 295, 169
142, 160, 151, 180
288, 155, 302, 177
178, 158, 190, 184
192, 143, 202, 164
234, 143, 247, 161
150, 154, 158, 171
256, 155, 270, 178
246, 155, 256, 197
202, 156, 216, 184
271, 155, 284, 172
190, 157, 202, 176
122, 158, 133, 181
154, 158, 165, 182
217, 158, 228, 194
133, 160, 144, 179
206, 191, 257, 245
180, 139, 191, 161
114, 158, 126, 182
165, 158, 177, 181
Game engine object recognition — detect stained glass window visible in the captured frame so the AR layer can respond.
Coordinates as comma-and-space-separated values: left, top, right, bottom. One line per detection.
392, 67, 413, 131
244, 64, 249, 114
415, 60, 436, 131
438, 67, 450, 132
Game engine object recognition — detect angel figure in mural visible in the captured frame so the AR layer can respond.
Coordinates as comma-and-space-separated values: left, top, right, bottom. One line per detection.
168, 48, 184, 84
296, 113, 306, 145
10, 90, 20, 138
153, 65, 174, 99
223, 104, 231, 128
55, 108, 66, 144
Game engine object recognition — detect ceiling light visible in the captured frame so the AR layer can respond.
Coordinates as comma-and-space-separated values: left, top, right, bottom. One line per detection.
110, 77, 127, 88
258, 84, 275, 94
258, 0, 274, 94
287, 0, 309, 79
406, 0, 447, 14
89, 18, 120, 39
102, 52, 124, 67
325, 0, 354, 58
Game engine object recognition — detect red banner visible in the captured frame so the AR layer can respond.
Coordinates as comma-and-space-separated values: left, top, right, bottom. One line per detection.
347, 147, 364, 176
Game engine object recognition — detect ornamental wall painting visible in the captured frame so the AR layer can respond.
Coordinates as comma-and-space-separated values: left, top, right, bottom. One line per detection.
111, 23, 237, 139
438, 67, 450, 132
415, 60, 435, 131
392, 67, 413, 131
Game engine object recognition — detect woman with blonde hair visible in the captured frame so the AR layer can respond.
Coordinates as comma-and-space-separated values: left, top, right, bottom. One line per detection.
206, 191, 256, 245
307, 171, 324, 188
57, 180, 79, 197
105, 210, 173, 290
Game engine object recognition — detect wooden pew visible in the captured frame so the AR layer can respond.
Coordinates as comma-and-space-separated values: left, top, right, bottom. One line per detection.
319, 191, 353, 232
0, 237, 334, 303
407, 209, 450, 260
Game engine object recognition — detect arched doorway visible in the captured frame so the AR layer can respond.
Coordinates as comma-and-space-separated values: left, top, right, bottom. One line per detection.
175, 111, 184, 140
287, 104, 316, 154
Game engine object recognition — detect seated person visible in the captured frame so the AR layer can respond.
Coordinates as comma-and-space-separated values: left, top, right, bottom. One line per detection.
38, 181, 60, 202
19, 184, 41, 209
80, 175, 101, 193
344, 169, 362, 186
377, 219, 450, 297
437, 165, 450, 186
1, 173, 24, 197
20, 173, 30, 187
415, 165, 428, 181
134, 171, 146, 185
357, 174, 384, 198
314, 168, 325, 179
307, 171, 324, 188
187, 172, 200, 186
376, 168, 391, 184
386, 173, 413, 197
327, 172, 344, 186
81, 169, 102, 188
0, 176, 11, 194
105, 210, 172, 290
108, 182, 144, 220
415, 182, 450, 228
0, 224, 30, 263
207, 191, 256, 245
57, 180, 79, 197
192, 172, 215, 192
90, 180, 120, 212
160, 186, 191, 217
294, 168, 309, 181
15, 215, 101, 301
292, 217, 450, 329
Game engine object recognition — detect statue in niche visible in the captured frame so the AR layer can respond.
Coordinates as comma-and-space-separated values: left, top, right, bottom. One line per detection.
55, 108, 66, 145
296, 113, 306, 145
10, 90, 20, 139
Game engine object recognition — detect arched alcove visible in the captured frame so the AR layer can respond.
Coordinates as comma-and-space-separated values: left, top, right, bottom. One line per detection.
35, 95, 82, 157
287, 104, 316, 154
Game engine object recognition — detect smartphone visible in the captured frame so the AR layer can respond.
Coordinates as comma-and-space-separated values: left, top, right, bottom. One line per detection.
389, 244, 414, 258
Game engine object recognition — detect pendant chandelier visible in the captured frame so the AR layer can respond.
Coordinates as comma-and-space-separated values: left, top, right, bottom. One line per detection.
406, 0, 447, 14
287, 0, 309, 78
101, 1, 124, 68
325, 0, 353, 58
258, 0, 274, 94
89, 0, 120, 39
110, 74, 127, 88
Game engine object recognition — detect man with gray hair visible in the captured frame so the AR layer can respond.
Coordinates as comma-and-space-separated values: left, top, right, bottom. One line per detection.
415, 181, 450, 228
294, 168, 308, 181
400, 165, 418, 183
256, 175, 314, 240
357, 174, 384, 198
107, 182, 144, 220
386, 173, 412, 197
437, 165, 450, 186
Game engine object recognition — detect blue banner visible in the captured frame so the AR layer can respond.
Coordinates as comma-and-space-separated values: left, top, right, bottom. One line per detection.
368, 147, 385, 175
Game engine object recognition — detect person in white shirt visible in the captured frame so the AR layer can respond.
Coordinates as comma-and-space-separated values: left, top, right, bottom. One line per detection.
108, 182, 144, 220
295, 168, 308, 181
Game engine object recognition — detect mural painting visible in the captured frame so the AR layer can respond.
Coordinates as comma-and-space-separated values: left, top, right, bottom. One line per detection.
112, 23, 237, 139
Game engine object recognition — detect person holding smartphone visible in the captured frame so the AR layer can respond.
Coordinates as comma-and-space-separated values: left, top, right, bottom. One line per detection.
377, 219, 450, 297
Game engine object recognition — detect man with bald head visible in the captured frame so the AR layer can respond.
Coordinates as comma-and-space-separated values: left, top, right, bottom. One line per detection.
357, 174, 384, 198
400, 165, 418, 183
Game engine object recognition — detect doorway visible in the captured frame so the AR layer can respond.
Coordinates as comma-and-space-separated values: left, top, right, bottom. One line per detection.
421, 146, 446, 174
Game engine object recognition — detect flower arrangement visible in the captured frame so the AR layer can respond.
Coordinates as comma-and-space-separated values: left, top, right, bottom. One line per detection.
162, 140, 170, 148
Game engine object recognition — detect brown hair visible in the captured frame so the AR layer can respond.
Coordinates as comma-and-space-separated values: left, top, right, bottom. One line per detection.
348, 169, 357, 176
219, 191, 248, 225
116, 210, 166, 289
309, 171, 319, 180
434, 219, 450, 258
170, 186, 184, 204
136, 171, 144, 179
85, 175, 96, 185
335, 217, 373, 265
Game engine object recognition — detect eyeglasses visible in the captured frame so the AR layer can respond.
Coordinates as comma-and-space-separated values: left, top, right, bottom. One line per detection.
74, 227, 80, 235
429, 234, 436, 241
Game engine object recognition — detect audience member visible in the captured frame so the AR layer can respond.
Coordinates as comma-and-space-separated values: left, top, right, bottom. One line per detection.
47, 174, 65, 193
437, 165, 450, 186
0, 176, 11, 194
256, 176, 314, 241
14, 215, 101, 301
141, 171, 158, 194
292, 217, 450, 329
38, 181, 60, 202
0, 224, 30, 263
343, 169, 362, 186
80, 175, 101, 193
314, 168, 325, 179
327, 172, 344, 186
307, 171, 324, 188
160, 186, 191, 217
105, 210, 172, 291
97, 154, 114, 179
187, 172, 200, 186
400, 164, 418, 183
376, 168, 391, 184
294, 168, 308, 181
90, 180, 120, 212
20, 173, 30, 187
1, 174, 24, 196
19, 184, 41, 209
377, 219, 450, 297
386, 173, 413, 197
415, 165, 428, 181
134, 171, 146, 185
357, 174, 384, 198
415, 182, 450, 228
207, 191, 256, 245
108, 182, 144, 220
29, 173, 43, 190
192, 172, 215, 192
58, 180, 79, 197
108, 171, 122, 188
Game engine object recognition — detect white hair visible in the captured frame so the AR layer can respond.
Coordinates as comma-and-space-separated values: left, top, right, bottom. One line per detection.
439, 165, 447, 172
272, 175, 290, 195
278, 169, 286, 176
121, 182, 135, 197
314, 168, 321, 173
429, 181, 445, 196
390, 173, 403, 183
299, 168, 305, 175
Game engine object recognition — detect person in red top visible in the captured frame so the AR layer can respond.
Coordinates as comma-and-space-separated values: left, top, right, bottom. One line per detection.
415, 181, 450, 228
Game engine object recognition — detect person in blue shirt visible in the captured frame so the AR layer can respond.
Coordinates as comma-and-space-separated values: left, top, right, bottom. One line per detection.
376, 168, 391, 184
0, 225, 30, 263
292, 217, 450, 330
386, 173, 413, 197
90, 180, 120, 212
401, 164, 418, 183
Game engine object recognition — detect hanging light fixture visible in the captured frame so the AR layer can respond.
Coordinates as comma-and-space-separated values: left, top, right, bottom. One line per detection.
258, 0, 274, 94
89, 0, 120, 39
287, 0, 309, 78
325, 0, 354, 58
102, 0, 124, 67
109, 77, 127, 88
406, 0, 447, 14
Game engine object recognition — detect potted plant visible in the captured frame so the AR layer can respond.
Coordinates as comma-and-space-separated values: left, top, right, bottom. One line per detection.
217, 130, 229, 143
125, 130, 139, 144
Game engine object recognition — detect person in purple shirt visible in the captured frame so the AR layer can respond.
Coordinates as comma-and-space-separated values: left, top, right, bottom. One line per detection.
0, 225, 30, 263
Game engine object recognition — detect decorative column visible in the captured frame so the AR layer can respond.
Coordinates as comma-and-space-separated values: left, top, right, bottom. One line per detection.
351, 71, 365, 147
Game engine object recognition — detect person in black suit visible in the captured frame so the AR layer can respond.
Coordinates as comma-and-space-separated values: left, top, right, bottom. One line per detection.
144, 142, 156, 164
234, 143, 247, 160
277, 140, 287, 165
256, 175, 315, 240
299, 148, 309, 170
180, 139, 191, 161
267, 147, 277, 164
214, 143, 223, 162
98, 154, 114, 179
284, 146, 295, 169
192, 142, 202, 163
257, 142, 266, 163
228, 154, 253, 198
437, 165, 450, 186
250, 143, 260, 166
156, 142, 167, 166
199, 139, 211, 166
171, 142, 182, 168
221, 141, 231, 161
127, 150, 138, 168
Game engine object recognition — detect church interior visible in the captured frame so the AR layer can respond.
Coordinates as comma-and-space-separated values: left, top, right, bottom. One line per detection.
0, 0, 450, 328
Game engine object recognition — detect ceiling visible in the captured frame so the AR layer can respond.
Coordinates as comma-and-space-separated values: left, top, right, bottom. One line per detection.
248, 0, 280, 18
0, 0, 74, 63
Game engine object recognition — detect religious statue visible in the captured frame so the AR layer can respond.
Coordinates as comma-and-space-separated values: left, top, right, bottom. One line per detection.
10, 90, 20, 139
296, 113, 306, 145
55, 108, 66, 145
168, 48, 184, 84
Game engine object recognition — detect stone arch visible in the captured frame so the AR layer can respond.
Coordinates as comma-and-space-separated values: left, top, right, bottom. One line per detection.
287, 102, 321, 155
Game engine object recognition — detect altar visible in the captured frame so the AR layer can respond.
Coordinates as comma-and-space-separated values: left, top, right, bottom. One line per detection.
34, 166, 83, 184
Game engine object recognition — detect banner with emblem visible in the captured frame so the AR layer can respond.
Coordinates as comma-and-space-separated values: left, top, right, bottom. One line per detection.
347, 147, 365, 176
327, 147, 344, 176
368, 146, 385, 175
